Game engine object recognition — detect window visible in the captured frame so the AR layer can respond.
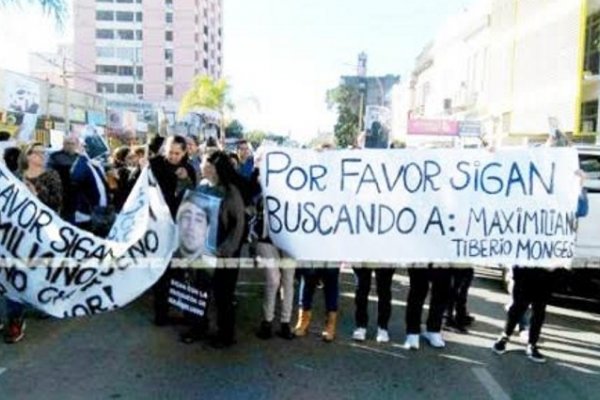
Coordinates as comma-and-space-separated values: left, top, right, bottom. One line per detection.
195, 51, 199, 61
581, 101, 598, 132
217, 57, 221, 66
203, 8, 208, 17
136, 66, 143, 78
218, 28, 222, 36
195, 15, 199, 24
96, 29, 114, 39
117, 30, 134, 40
203, 42, 208, 52
97, 83, 115, 93
117, 84, 134, 94
165, 49, 173, 63
165, 67, 173, 78
218, 42, 221, 51
195, 33, 199, 43
136, 84, 144, 95
136, 12, 143, 22
116, 12, 134, 22
166, 85, 173, 96
97, 0, 113, 3
96, 10, 114, 21
585, 12, 600, 75
203, 58, 208, 69
115, 47, 134, 59
203, 25, 209, 35
136, 30, 143, 40
96, 47, 114, 57
117, 66, 133, 76
165, 31, 173, 41
116, 0, 134, 3
166, 13, 173, 23
96, 65, 118, 75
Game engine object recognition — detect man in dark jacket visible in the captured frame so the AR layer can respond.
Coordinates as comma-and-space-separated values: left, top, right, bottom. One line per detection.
48, 136, 79, 222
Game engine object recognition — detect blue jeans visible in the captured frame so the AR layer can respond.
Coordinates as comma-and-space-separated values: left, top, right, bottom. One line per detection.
298, 267, 339, 312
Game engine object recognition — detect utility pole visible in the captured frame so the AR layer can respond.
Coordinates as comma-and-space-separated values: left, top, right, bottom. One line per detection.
62, 54, 70, 136
357, 52, 368, 132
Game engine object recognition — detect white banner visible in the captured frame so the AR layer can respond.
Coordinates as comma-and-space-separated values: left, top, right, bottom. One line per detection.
0, 165, 177, 318
261, 148, 582, 267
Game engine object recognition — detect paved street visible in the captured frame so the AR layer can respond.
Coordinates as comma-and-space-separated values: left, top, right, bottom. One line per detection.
2, 267, 600, 400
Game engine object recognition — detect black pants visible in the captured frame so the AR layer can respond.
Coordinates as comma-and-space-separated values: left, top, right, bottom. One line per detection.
447, 268, 474, 320
405, 267, 450, 334
504, 268, 553, 345
354, 267, 395, 329
213, 267, 240, 342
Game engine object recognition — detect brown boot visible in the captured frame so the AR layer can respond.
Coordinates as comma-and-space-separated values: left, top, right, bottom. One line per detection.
321, 311, 337, 342
294, 309, 312, 337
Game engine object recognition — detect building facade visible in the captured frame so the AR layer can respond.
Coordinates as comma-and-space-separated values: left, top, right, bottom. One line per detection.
73, 0, 223, 105
404, 0, 587, 146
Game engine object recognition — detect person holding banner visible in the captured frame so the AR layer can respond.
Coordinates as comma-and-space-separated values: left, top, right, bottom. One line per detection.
199, 150, 247, 348
493, 169, 589, 363
3, 142, 63, 344
150, 135, 197, 326
352, 263, 395, 343
403, 264, 451, 350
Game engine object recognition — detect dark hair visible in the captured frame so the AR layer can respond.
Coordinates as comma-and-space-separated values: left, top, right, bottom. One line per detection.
3, 147, 21, 173
113, 146, 130, 165
149, 135, 165, 155
237, 139, 248, 148
207, 150, 250, 203
0, 131, 11, 142
164, 135, 187, 155
228, 152, 240, 164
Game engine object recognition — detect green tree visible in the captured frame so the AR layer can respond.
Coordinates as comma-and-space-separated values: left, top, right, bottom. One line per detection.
245, 130, 267, 148
326, 84, 361, 148
225, 119, 244, 139
178, 75, 233, 119
0, 0, 68, 27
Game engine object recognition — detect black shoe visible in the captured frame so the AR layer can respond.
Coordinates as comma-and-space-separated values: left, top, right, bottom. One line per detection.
256, 320, 273, 340
456, 314, 475, 326
526, 345, 546, 363
444, 317, 469, 334
492, 336, 509, 355
180, 328, 207, 344
277, 322, 295, 340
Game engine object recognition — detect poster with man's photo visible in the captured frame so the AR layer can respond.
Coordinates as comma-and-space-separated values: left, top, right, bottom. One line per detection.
168, 189, 222, 317
4, 72, 41, 114
364, 105, 391, 149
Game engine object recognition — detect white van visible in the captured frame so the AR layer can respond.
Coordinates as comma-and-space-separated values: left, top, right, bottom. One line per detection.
573, 146, 600, 265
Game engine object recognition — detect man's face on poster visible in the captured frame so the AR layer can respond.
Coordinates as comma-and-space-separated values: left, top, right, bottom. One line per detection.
177, 201, 209, 256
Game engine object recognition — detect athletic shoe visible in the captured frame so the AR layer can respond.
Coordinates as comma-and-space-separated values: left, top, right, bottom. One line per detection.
352, 327, 367, 341
4, 319, 26, 344
423, 331, 445, 348
526, 345, 547, 363
403, 334, 420, 350
492, 336, 509, 355
376, 328, 390, 343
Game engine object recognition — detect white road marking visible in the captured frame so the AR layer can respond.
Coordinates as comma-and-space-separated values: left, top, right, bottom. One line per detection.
472, 367, 511, 400
347, 342, 406, 359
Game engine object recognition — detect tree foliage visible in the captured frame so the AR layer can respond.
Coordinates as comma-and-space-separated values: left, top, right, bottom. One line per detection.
225, 119, 244, 139
326, 84, 361, 148
0, 0, 68, 27
178, 75, 233, 119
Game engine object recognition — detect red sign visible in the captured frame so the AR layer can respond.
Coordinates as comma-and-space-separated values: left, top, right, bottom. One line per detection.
407, 118, 459, 136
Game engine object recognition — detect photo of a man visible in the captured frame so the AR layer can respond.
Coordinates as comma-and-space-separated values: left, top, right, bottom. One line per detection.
176, 189, 221, 260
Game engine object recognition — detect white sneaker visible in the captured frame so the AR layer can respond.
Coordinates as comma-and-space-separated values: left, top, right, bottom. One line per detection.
352, 327, 367, 341
376, 328, 390, 343
403, 334, 420, 350
423, 331, 446, 348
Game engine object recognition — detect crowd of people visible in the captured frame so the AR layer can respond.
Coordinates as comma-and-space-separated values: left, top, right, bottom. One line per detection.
0, 130, 589, 364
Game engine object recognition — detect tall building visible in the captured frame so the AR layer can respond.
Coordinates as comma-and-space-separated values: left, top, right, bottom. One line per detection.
73, 0, 223, 105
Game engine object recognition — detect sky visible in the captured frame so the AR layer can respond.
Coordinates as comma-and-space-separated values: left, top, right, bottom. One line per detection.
0, 0, 472, 143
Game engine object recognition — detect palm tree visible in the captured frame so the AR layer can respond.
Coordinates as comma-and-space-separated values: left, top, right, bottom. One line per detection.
0, 0, 68, 27
178, 75, 234, 140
